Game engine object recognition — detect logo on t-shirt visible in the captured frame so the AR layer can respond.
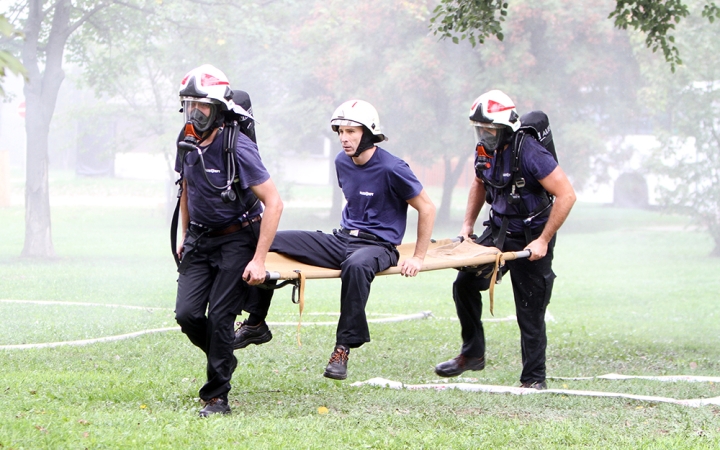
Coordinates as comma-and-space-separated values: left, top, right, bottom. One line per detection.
206, 168, 221, 174
359, 191, 374, 197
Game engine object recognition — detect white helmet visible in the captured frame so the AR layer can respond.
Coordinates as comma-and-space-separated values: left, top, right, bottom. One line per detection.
179, 64, 234, 110
179, 64, 236, 134
330, 99, 386, 142
469, 90, 521, 157
469, 89, 521, 132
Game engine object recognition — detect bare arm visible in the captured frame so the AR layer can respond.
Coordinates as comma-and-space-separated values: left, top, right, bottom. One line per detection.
399, 189, 436, 277
243, 178, 284, 285
526, 166, 576, 261
460, 176, 486, 238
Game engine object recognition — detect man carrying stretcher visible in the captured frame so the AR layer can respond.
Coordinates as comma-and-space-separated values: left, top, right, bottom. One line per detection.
435, 90, 576, 390
233, 99, 436, 380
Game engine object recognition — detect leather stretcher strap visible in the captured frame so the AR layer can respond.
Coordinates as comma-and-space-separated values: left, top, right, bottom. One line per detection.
488, 252, 504, 316
295, 271, 306, 346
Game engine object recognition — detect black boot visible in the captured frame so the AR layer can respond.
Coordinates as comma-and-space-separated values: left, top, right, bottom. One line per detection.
519, 380, 547, 390
434, 354, 485, 377
233, 320, 272, 350
199, 397, 231, 417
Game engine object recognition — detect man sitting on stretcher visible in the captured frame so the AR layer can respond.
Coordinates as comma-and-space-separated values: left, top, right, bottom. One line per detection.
232, 99, 436, 380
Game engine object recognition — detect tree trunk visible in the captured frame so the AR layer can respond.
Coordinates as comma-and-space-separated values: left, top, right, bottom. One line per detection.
709, 223, 720, 257
22, 97, 55, 257
20, 0, 71, 258
436, 154, 471, 225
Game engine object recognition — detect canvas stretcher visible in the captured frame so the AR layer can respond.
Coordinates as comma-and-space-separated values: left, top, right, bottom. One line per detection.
263, 238, 530, 327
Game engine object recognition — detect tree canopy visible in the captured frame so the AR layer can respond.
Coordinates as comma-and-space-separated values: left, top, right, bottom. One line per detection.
431, 0, 720, 71
0, 14, 25, 95
634, 6, 720, 255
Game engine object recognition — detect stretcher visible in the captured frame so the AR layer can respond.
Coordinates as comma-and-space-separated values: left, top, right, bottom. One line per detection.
263, 238, 530, 326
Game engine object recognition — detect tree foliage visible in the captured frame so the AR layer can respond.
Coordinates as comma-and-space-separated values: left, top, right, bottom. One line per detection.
0, 14, 26, 95
430, 0, 509, 46
431, 0, 719, 71
634, 8, 720, 255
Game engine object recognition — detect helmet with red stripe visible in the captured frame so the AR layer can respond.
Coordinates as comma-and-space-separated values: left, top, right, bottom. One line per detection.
179, 64, 235, 134
469, 90, 520, 157
469, 90, 520, 131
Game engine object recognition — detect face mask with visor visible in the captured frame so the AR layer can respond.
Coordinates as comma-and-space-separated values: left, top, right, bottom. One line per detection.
182, 100, 218, 137
473, 124, 507, 170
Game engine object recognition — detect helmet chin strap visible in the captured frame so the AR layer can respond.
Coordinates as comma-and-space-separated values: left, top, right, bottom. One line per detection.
352, 127, 378, 157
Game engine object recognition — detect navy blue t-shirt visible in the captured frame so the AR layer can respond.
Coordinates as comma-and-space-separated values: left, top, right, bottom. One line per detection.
336, 147, 424, 245
175, 130, 269, 228
481, 136, 557, 233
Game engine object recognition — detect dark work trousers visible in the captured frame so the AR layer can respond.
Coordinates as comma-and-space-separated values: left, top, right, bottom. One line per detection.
174, 221, 271, 401
270, 230, 399, 347
453, 230, 556, 384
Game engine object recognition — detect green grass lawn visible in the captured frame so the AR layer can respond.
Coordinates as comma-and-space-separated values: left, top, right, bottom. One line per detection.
1, 175, 719, 449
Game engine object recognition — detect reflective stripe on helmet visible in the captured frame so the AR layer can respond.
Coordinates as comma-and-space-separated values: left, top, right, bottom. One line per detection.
469, 90, 521, 132
178, 64, 234, 111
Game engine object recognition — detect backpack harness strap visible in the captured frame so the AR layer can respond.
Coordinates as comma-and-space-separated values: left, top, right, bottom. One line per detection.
171, 178, 183, 268
222, 122, 260, 220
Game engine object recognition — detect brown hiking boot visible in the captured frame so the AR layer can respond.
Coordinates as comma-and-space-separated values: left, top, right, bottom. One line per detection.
323, 345, 350, 380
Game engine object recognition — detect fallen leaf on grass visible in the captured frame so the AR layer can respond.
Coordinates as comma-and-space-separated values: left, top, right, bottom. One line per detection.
78, 419, 89, 425
34, 425, 48, 433
317, 406, 329, 415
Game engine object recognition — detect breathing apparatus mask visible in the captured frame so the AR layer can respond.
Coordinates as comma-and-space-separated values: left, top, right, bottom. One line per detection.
473, 124, 509, 171
183, 100, 218, 135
